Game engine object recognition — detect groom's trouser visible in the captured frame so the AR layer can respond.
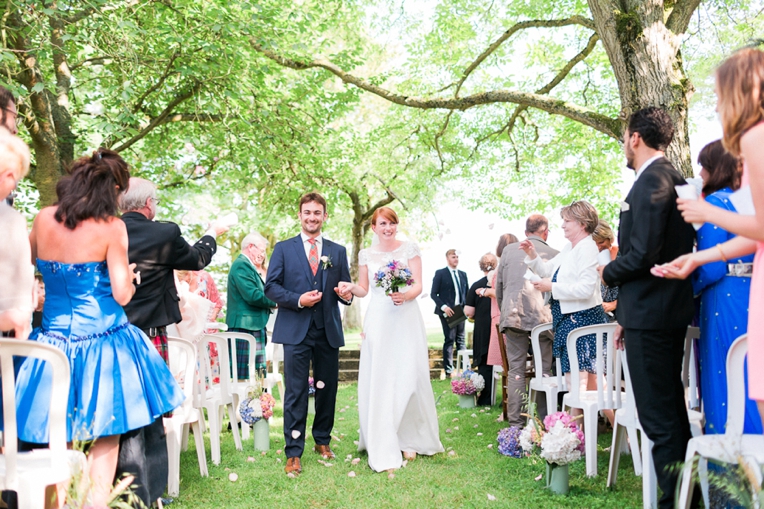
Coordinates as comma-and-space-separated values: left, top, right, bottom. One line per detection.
282, 325, 339, 458
440, 317, 465, 375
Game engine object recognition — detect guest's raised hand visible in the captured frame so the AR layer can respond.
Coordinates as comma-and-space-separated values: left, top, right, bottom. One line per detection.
677, 197, 712, 225
299, 290, 322, 307
518, 239, 537, 259
531, 278, 552, 293
208, 221, 230, 237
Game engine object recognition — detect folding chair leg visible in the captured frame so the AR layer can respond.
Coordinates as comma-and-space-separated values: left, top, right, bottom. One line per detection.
191, 420, 208, 477
546, 388, 558, 417
677, 445, 697, 509
607, 418, 624, 487
641, 435, 657, 509
698, 457, 710, 509
228, 403, 243, 451
584, 409, 598, 477
626, 424, 642, 476
208, 405, 221, 465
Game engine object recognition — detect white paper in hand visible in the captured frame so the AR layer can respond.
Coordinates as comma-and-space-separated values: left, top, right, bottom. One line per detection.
730, 186, 756, 216
523, 269, 541, 283
220, 212, 239, 227
597, 249, 612, 267
675, 184, 702, 230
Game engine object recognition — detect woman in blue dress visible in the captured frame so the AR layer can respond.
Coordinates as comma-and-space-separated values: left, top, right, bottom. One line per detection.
16, 149, 184, 506
692, 140, 762, 434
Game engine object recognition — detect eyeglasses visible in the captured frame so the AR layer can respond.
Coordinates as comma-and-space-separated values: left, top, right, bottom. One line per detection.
152, 197, 161, 205
1, 107, 22, 128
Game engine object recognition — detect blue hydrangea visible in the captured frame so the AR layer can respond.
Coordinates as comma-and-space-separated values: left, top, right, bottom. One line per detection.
497, 426, 523, 458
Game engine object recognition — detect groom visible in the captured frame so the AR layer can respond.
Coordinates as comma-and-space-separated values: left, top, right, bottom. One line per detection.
265, 192, 353, 475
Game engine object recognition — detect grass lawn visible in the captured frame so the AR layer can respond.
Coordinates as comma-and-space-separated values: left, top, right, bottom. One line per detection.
171, 380, 644, 509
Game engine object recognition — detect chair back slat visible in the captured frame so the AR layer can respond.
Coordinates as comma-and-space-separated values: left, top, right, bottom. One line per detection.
215, 332, 257, 384
203, 334, 233, 396
0, 339, 71, 490
166, 336, 197, 409
530, 322, 553, 379
566, 323, 619, 409
725, 334, 748, 436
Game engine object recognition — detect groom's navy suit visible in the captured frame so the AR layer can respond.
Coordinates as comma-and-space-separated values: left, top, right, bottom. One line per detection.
265, 234, 351, 458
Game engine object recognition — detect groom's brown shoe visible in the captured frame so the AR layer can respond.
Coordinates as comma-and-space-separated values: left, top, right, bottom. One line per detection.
285, 457, 302, 475
314, 444, 336, 460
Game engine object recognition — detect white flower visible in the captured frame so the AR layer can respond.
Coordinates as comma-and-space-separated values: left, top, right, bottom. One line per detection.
519, 425, 536, 453
248, 398, 263, 418
320, 255, 332, 269
470, 373, 485, 391
83, 102, 104, 116
539, 420, 582, 465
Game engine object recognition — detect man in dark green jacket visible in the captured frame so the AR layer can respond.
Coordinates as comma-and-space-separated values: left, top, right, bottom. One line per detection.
227, 232, 277, 379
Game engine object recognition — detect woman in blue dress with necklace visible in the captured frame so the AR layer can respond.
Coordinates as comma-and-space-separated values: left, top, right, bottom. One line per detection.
15, 150, 184, 506
692, 140, 762, 434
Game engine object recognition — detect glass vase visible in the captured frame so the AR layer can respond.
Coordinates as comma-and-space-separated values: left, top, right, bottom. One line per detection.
253, 418, 270, 451
308, 396, 316, 414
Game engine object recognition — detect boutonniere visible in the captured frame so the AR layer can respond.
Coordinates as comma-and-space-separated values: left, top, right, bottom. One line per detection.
320, 255, 332, 270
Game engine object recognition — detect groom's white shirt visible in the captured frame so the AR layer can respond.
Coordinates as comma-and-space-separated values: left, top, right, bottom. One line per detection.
300, 232, 323, 259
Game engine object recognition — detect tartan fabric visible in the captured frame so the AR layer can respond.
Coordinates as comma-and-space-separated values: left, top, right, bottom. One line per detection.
308, 238, 318, 275
228, 328, 267, 380
149, 331, 169, 366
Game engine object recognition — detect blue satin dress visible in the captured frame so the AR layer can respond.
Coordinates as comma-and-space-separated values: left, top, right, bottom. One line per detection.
14, 260, 184, 443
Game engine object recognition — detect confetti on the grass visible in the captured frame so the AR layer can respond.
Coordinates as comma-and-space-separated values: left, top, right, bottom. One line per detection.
346, 454, 353, 460
224, 468, 230, 471
452, 418, 459, 422
348, 471, 356, 477
351, 458, 361, 465
276, 449, 283, 455
332, 435, 341, 442
291, 430, 301, 439
402, 460, 408, 468
339, 408, 346, 413
261, 451, 267, 456
287, 472, 296, 478
447, 447, 453, 451
487, 494, 497, 501
480, 409, 485, 413
247, 456, 255, 462
454, 426, 459, 430
487, 444, 493, 449
353, 440, 359, 446
477, 432, 483, 436
445, 428, 452, 433
228, 473, 238, 482
338, 417, 345, 421
471, 413, 477, 418
535, 473, 543, 481
388, 472, 395, 479
276, 458, 282, 463
448, 450, 456, 456
474, 424, 479, 428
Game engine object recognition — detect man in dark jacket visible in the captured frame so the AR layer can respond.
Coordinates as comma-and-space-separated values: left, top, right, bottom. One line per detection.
603, 107, 698, 509
431, 249, 469, 376
116, 177, 225, 506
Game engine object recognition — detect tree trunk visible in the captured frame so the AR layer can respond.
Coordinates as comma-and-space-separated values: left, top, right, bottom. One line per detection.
589, 0, 695, 176
343, 206, 365, 331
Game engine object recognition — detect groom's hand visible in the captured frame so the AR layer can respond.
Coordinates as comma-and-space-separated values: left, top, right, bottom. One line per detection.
299, 290, 323, 308
334, 285, 352, 302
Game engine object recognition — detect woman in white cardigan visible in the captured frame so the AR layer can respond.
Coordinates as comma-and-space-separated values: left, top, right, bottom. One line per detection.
520, 201, 609, 397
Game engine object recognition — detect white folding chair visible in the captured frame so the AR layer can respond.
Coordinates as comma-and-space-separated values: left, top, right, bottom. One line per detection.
0, 340, 87, 509
607, 349, 645, 482
196, 334, 242, 465
561, 323, 622, 477
217, 331, 258, 440
678, 335, 764, 509
528, 322, 564, 418
165, 336, 208, 497
264, 341, 285, 401
456, 349, 473, 374
682, 327, 705, 438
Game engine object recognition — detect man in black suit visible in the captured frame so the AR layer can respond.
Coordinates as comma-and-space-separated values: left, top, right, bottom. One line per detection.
602, 107, 697, 509
116, 177, 226, 506
431, 249, 469, 376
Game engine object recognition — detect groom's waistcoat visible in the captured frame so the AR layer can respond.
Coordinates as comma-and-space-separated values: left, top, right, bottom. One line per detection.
311, 270, 325, 329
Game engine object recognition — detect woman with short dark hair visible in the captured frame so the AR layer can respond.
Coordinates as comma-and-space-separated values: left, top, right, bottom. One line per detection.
692, 140, 761, 434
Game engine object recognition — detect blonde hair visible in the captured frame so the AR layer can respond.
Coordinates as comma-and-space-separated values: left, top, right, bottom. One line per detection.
592, 220, 615, 244
716, 48, 764, 156
560, 200, 599, 234
0, 127, 31, 180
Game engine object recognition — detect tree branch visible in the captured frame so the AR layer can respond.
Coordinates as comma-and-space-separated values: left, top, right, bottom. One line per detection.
666, 0, 703, 35
132, 51, 181, 113
112, 81, 202, 152
454, 16, 596, 96
155, 113, 225, 124
250, 39, 621, 140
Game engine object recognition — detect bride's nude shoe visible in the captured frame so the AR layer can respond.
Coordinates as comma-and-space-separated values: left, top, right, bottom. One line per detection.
402, 451, 416, 461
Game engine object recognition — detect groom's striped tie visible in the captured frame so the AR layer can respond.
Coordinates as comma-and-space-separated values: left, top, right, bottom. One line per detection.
308, 238, 319, 275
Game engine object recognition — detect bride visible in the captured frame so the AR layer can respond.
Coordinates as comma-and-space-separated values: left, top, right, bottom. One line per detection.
340, 207, 443, 472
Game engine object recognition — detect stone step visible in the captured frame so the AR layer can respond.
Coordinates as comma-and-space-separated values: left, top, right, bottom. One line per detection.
339, 368, 443, 382
339, 358, 445, 371
339, 348, 443, 359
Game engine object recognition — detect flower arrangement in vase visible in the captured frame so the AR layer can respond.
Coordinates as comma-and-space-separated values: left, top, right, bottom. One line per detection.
239, 380, 276, 426
497, 426, 524, 458
520, 405, 585, 495
451, 369, 485, 408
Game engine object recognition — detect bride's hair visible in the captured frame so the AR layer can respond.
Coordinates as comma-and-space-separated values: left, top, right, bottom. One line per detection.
55, 148, 130, 229
371, 206, 398, 225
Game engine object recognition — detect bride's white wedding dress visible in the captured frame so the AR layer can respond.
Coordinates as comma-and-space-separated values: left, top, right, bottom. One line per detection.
357, 241, 444, 472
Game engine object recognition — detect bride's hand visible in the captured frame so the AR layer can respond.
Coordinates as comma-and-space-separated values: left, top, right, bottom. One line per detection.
390, 291, 405, 306
335, 281, 355, 300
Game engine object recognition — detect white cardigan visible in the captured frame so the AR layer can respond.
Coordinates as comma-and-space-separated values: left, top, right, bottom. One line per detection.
524, 235, 602, 315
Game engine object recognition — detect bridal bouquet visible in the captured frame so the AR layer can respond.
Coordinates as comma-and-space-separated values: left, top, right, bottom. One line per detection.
239, 381, 276, 425
451, 369, 485, 395
520, 409, 585, 465
373, 260, 415, 295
